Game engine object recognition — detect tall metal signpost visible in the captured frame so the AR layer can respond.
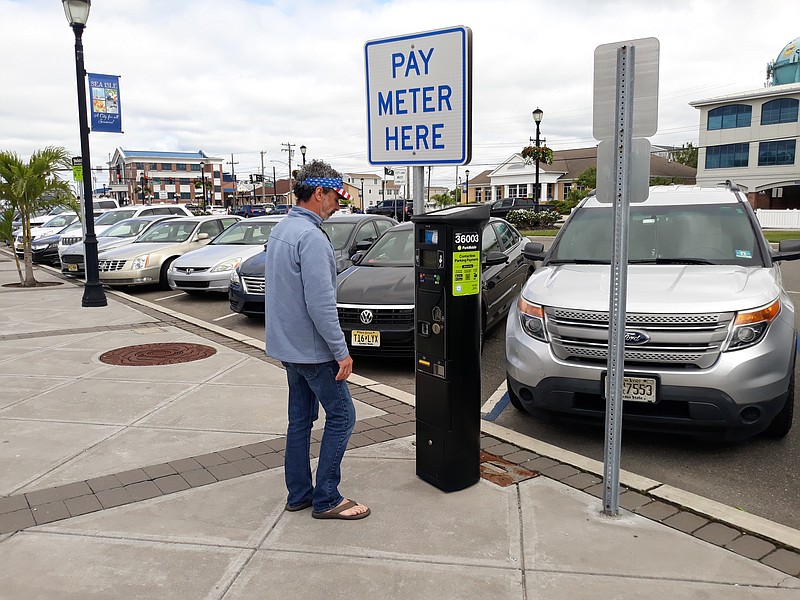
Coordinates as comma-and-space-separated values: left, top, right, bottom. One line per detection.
365, 25, 472, 215
593, 37, 659, 516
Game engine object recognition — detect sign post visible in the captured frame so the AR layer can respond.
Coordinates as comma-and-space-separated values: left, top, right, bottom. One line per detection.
365, 26, 472, 215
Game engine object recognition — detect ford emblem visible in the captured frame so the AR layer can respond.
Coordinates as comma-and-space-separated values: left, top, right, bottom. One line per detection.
359, 309, 374, 325
624, 330, 650, 345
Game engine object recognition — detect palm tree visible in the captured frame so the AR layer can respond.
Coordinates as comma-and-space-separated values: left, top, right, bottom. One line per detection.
0, 146, 74, 286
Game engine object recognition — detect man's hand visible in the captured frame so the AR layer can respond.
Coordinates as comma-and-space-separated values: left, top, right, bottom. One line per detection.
335, 355, 353, 381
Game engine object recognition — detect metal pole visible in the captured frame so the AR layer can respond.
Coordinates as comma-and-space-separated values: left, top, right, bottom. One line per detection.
202, 169, 207, 212
412, 166, 424, 217
272, 165, 277, 203
71, 23, 106, 307
603, 44, 635, 517
535, 122, 541, 205
260, 151, 266, 205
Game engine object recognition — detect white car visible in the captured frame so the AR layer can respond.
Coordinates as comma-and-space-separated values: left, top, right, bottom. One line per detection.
168, 215, 283, 293
14, 212, 79, 252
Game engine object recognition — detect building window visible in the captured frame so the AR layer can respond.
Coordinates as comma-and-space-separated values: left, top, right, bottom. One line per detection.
135, 162, 143, 169
707, 104, 752, 130
176, 164, 187, 171
758, 140, 796, 166
190, 164, 201, 171
761, 98, 799, 125
507, 184, 527, 198
475, 188, 482, 202
160, 163, 172, 170
149, 163, 157, 169
705, 143, 749, 169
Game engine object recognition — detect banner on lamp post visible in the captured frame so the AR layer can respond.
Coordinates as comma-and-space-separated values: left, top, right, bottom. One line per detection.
88, 73, 122, 133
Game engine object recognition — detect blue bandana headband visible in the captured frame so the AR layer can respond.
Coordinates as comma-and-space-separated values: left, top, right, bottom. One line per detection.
303, 177, 343, 189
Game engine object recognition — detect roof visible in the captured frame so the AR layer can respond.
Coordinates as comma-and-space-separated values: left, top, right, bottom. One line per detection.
547, 147, 695, 183
689, 81, 800, 107
583, 184, 744, 208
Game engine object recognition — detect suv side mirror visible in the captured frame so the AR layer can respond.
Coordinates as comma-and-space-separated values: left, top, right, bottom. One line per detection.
774, 239, 800, 262
522, 241, 546, 261
353, 240, 373, 253
483, 251, 509, 268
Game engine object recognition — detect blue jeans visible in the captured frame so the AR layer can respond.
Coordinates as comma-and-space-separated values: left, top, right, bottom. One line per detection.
282, 361, 356, 513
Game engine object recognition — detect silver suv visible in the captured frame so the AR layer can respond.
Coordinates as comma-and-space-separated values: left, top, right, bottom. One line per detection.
506, 183, 798, 441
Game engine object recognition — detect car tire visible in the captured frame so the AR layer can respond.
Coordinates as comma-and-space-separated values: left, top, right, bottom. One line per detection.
764, 371, 794, 438
159, 258, 176, 290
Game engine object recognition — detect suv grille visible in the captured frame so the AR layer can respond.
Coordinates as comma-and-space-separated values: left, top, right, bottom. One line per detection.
545, 308, 734, 369
241, 275, 265, 294
60, 236, 82, 246
98, 259, 127, 272
337, 306, 414, 327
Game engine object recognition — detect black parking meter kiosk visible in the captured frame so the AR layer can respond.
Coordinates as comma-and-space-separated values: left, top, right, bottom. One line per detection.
413, 204, 490, 492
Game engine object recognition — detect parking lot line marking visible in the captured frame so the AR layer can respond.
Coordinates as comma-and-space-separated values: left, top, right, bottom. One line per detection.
154, 293, 185, 301
212, 313, 239, 322
483, 393, 510, 422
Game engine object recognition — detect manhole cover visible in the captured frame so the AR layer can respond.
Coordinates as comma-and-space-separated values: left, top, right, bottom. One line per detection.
480, 451, 539, 487
99, 343, 217, 366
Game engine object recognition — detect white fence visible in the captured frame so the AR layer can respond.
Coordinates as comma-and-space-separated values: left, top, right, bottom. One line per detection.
755, 209, 800, 229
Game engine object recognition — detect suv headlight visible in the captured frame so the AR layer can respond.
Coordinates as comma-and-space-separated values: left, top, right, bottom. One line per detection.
211, 258, 241, 273
726, 299, 781, 351
518, 296, 548, 342
131, 255, 150, 270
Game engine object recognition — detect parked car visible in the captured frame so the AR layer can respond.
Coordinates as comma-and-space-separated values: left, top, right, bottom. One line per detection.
488, 197, 557, 220
269, 204, 291, 215
59, 204, 195, 255
366, 199, 413, 221
60, 215, 178, 277
14, 212, 80, 255
506, 183, 799, 441
96, 215, 241, 288
229, 213, 397, 317
168, 215, 284, 294
234, 204, 268, 218
29, 226, 78, 266
335, 218, 533, 356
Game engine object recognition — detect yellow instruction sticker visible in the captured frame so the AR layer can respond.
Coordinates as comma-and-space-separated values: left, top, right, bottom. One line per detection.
452, 251, 480, 296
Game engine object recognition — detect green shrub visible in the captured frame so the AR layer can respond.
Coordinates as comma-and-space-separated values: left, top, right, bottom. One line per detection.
506, 209, 560, 229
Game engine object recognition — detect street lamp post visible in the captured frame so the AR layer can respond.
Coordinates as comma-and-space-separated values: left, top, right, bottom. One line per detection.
465, 169, 470, 204
199, 161, 207, 211
300, 145, 307, 166
532, 107, 543, 205
63, 0, 106, 307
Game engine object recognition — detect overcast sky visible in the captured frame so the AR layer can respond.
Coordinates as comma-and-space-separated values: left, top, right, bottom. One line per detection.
1, 0, 797, 189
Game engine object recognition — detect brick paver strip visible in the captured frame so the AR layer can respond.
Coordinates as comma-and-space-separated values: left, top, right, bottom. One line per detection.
309, 442, 321, 459
265, 438, 286, 452
194, 453, 228, 468
480, 437, 502, 450
25, 481, 93, 507
521, 457, 559, 472
218, 448, 251, 462
31, 501, 71, 525
619, 491, 651, 511
362, 429, 393, 443
65, 495, 103, 517
635, 500, 680, 521
347, 433, 374, 448
229, 458, 268, 476
154, 475, 191, 495
561, 472, 601, 490
663, 511, 709, 534
694, 522, 741, 546
115, 468, 150, 486
0, 495, 29, 515
207, 463, 241, 481
143, 463, 177, 479
502, 450, 539, 464
0, 509, 35, 534
239, 442, 273, 457
761, 548, 800, 577
125, 481, 163, 502
182, 469, 218, 488
96, 487, 135, 509
726, 535, 776, 560
541, 464, 580, 481
87, 474, 123, 493
256, 453, 284, 469
168, 458, 204, 473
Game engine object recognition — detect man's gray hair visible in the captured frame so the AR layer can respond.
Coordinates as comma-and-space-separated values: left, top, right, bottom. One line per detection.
294, 159, 343, 202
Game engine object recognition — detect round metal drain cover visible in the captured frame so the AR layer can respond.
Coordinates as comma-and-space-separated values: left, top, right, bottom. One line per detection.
99, 343, 217, 366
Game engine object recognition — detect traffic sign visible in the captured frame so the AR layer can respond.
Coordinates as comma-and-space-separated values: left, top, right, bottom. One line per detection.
365, 26, 472, 166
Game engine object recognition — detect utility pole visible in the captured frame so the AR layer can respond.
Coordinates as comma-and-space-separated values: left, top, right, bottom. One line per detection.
273, 166, 278, 203
281, 142, 295, 205
260, 150, 267, 204
226, 153, 238, 210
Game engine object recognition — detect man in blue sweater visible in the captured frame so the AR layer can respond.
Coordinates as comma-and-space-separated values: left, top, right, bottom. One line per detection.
265, 159, 370, 520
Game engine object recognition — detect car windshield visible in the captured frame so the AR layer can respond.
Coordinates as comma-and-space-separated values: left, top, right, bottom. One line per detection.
42, 214, 77, 228
135, 220, 198, 243
321, 221, 357, 250
102, 219, 157, 239
212, 221, 277, 245
550, 203, 763, 266
95, 209, 136, 226
361, 227, 414, 267
61, 221, 83, 234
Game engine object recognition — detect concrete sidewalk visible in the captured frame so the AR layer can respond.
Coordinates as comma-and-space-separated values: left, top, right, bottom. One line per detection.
0, 252, 799, 599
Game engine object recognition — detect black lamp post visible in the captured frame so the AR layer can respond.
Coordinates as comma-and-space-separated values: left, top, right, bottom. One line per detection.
64, 0, 106, 307
300, 145, 307, 166
200, 161, 207, 211
464, 169, 470, 204
532, 107, 543, 205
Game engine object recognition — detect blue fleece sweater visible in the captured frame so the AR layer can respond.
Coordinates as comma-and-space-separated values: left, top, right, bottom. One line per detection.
264, 206, 348, 363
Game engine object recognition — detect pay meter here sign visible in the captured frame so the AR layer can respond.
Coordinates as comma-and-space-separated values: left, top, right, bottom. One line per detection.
365, 26, 472, 166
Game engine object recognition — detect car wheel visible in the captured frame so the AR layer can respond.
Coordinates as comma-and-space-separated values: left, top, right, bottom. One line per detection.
159, 258, 176, 290
507, 380, 526, 412
764, 371, 794, 438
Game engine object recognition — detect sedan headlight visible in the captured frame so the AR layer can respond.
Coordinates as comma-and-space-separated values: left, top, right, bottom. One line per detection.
229, 267, 241, 286
517, 296, 547, 342
131, 255, 150, 270
726, 299, 780, 352
33, 243, 55, 251
211, 258, 241, 273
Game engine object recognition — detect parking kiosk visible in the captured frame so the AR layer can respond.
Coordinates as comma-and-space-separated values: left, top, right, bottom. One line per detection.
413, 204, 490, 491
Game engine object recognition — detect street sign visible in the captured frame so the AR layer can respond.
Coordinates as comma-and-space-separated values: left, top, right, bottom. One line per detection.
365, 26, 472, 166
394, 169, 407, 185
72, 156, 83, 182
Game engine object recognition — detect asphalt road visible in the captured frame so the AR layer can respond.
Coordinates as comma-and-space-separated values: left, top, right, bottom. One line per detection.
111, 242, 800, 531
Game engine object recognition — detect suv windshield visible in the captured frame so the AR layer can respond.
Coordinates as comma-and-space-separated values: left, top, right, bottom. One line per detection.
361, 227, 414, 267
551, 203, 763, 266
136, 221, 198, 243
95, 209, 136, 226
212, 221, 277, 245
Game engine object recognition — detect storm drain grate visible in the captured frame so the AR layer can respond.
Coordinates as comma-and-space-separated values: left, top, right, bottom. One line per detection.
480, 452, 539, 487
99, 343, 217, 366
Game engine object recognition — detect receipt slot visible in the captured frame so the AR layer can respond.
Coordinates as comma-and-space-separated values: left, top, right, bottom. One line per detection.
413, 204, 490, 492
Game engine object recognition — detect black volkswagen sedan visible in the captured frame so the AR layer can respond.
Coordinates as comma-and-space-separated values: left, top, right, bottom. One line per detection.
336, 218, 534, 356
229, 213, 397, 317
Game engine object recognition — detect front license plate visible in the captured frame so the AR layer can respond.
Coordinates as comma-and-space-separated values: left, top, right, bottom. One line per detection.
352, 330, 380, 347
603, 374, 657, 403
67, 263, 78, 271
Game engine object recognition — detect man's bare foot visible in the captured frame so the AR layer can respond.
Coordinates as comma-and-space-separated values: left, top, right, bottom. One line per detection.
312, 498, 371, 520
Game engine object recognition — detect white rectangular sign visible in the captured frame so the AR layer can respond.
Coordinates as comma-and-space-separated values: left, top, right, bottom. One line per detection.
365, 26, 472, 166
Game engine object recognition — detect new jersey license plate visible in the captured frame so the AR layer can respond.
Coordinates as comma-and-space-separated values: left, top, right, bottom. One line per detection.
352, 330, 380, 347
602, 374, 658, 403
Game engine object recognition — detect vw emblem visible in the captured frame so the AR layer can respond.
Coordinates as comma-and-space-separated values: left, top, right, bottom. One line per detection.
624, 330, 650, 345
359, 309, 374, 325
